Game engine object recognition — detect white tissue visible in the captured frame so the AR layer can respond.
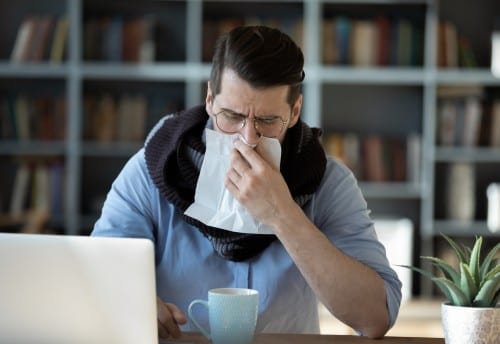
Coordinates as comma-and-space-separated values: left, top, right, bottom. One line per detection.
184, 128, 281, 234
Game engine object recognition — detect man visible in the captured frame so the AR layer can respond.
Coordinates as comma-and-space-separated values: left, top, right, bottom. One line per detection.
92, 26, 401, 339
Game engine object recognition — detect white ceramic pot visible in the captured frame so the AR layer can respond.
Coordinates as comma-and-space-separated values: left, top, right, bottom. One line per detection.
441, 303, 500, 344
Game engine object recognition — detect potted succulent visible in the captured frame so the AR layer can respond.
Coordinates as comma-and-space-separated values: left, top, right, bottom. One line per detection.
403, 234, 499, 344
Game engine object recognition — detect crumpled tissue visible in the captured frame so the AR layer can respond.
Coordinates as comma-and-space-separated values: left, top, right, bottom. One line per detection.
184, 128, 281, 234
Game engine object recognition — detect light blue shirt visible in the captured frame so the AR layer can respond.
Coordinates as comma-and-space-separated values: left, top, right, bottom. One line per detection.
91, 119, 402, 334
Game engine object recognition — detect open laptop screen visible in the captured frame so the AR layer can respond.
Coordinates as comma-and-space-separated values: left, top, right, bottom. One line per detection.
0, 233, 158, 344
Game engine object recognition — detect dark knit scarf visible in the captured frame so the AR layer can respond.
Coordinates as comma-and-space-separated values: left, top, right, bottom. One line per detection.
145, 105, 326, 261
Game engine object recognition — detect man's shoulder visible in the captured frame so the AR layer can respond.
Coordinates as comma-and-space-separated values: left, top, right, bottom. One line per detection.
144, 114, 176, 145
323, 156, 355, 180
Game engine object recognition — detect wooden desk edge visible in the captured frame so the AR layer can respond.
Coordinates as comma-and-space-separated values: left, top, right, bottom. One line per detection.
161, 332, 444, 344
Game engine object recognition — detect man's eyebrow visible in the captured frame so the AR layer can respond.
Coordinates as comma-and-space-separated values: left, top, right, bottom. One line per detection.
220, 107, 280, 119
220, 107, 246, 117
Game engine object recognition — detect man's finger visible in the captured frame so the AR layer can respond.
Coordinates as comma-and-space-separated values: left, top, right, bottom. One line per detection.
166, 303, 187, 325
234, 139, 260, 167
157, 320, 170, 339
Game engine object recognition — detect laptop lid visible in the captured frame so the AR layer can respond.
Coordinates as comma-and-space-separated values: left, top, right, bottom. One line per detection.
0, 233, 158, 344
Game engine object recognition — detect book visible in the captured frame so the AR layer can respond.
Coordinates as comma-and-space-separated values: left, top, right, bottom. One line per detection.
452, 99, 466, 146
116, 95, 134, 141
10, 163, 31, 217
350, 20, 377, 66
28, 15, 54, 61
95, 95, 117, 142
129, 95, 147, 141
10, 16, 37, 62
437, 99, 456, 146
396, 19, 413, 66
122, 18, 143, 62
362, 135, 385, 182
335, 16, 351, 65
32, 163, 50, 212
36, 97, 55, 140
390, 138, 407, 182
437, 21, 447, 68
462, 97, 482, 147
322, 19, 336, 65
324, 133, 345, 162
103, 16, 123, 62
139, 16, 156, 63
491, 99, 500, 147
445, 162, 475, 222
49, 16, 69, 63
15, 95, 32, 141
406, 133, 421, 184
54, 96, 67, 140
343, 133, 361, 178
443, 21, 458, 68
0, 98, 15, 140
375, 16, 391, 66
458, 37, 477, 68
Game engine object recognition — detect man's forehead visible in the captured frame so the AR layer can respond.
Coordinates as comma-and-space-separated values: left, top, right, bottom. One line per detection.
218, 71, 289, 108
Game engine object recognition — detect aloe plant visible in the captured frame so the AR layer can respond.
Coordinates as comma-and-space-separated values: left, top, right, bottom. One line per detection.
402, 234, 500, 307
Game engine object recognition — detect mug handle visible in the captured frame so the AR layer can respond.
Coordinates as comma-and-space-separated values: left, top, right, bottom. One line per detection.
188, 299, 210, 340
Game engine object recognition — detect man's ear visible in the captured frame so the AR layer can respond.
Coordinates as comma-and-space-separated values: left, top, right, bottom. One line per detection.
288, 94, 303, 128
205, 81, 213, 115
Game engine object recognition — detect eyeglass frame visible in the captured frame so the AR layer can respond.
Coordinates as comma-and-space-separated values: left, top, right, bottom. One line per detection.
212, 108, 291, 138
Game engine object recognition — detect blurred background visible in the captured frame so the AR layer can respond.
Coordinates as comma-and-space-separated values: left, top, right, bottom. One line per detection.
0, 0, 499, 337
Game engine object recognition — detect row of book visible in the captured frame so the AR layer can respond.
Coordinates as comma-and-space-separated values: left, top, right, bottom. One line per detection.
83, 93, 181, 143
84, 94, 148, 142
438, 20, 477, 68
202, 18, 303, 62
84, 16, 156, 62
436, 86, 500, 147
6, 15, 479, 68
10, 15, 68, 63
8, 159, 64, 219
0, 95, 66, 141
323, 133, 421, 183
322, 16, 422, 67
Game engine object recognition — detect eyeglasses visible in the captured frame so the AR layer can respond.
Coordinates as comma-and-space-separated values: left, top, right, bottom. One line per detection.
213, 109, 289, 138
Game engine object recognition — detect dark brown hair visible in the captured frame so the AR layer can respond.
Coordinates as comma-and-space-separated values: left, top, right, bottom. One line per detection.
209, 26, 305, 108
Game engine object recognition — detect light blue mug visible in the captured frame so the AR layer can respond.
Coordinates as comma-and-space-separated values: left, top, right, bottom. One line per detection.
188, 288, 259, 344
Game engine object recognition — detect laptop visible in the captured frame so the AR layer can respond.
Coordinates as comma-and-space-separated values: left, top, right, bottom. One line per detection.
0, 233, 158, 344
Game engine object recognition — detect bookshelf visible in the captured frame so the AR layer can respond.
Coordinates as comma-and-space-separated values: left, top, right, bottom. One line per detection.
0, 0, 499, 295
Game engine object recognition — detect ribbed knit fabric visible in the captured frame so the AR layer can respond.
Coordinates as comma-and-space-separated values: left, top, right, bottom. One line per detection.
145, 105, 326, 261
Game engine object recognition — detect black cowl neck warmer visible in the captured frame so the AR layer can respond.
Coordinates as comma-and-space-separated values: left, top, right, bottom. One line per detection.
145, 105, 326, 261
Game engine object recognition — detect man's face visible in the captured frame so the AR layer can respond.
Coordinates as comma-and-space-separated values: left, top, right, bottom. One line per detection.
205, 68, 302, 146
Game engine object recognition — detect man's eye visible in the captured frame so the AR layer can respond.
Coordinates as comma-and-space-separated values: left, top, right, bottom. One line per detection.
224, 112, 245, 121
258, 118, 278, 125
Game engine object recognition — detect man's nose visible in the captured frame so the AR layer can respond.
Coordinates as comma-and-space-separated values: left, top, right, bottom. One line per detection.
240, 119, 261, 147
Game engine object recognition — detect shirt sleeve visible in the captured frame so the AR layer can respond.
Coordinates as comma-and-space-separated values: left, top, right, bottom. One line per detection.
91, 115, 172, 242
91, 148, 157, 242
312, 157, 403, 330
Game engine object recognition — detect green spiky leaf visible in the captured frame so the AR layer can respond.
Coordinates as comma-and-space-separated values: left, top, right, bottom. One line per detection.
459, 263, 476, 304
421, 256, 460, 285
480, 243, 500, 280
398, 265, 436, 282
473, 274, 500, 307
441, 233, 468, 264
468, 236, 482, 288
482, 265, 500, 287
432, 277, 469, 306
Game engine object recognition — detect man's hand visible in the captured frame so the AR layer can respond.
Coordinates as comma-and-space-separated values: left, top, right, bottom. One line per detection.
157, 297, 187, 339
225, 139, 295, 228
